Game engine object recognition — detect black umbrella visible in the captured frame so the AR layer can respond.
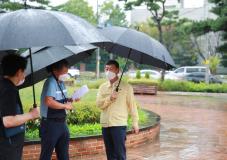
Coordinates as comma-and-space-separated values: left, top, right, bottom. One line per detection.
0, 9, 109, 107
0, 9, 109, 50
99, 26, 175, 91
20, 44, 97, 88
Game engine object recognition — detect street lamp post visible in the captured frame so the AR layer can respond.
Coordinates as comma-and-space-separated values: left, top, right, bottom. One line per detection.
96, 0, 100, 79
95, 0, 127, 78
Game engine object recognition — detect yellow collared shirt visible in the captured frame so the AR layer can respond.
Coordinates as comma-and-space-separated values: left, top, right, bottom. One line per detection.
96, 79, 139, 128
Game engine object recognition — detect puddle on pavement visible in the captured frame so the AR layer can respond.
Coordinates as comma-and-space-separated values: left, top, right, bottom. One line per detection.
148, 94, 227, 111
168, 128, 188, 133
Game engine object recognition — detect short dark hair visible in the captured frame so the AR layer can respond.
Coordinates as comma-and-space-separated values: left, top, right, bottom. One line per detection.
106, 60, 119, 68
1, 54, 27, 76
47, 59, 69, 73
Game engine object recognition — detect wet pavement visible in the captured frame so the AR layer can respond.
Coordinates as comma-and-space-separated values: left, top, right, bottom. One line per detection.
79, 92, 227, 160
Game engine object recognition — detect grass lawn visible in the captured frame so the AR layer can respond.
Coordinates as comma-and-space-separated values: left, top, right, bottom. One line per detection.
19, 80, 98, 112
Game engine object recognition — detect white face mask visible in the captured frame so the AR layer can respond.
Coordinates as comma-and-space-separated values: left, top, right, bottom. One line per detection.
17, 78, 25, 86
105, 71, 116, 80
59, 73, 70, 81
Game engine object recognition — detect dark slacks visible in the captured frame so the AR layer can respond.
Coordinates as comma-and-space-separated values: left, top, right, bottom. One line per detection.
0, 133, 24, 160
39, 119, 69, 160
102, 126, 127, 160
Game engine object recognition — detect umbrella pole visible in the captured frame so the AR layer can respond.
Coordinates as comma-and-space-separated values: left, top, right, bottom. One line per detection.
116, 48, 132, 92
29, 48, 37, 108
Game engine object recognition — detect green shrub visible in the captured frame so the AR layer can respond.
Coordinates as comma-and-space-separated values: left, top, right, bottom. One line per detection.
136, 70, 141, 79
158, 80, 227, 93
145, 72, 150, 79
128, 79, 158, 86
25, 108, 153, 140
67, 102, 101, 125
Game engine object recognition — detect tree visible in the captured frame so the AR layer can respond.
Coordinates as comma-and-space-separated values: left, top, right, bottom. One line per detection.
0, 0, 50, 10
56, 0, 96, 24
189, 0, 227, 67
100, 0, 128, 27
126, 0, 167, 43
210, 0, 227, 67
207, 55, 221, 74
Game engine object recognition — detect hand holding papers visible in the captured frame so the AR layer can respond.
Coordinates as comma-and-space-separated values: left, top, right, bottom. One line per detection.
72, 85, 89, 100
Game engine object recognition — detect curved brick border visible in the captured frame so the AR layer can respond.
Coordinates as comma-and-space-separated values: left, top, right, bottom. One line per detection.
23, 112, 160, 160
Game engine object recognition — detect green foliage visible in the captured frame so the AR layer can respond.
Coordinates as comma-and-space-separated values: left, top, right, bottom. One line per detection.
56, 0, 96, 24
208, 55, 221, 74
158, 80, 227, 93
128, 78, 227, 93
25, 107, 152, 139
190, 0, 227, 67
128, 78, 158, 86
0, 2, 23, 10
0, 0, 50, 10
145, 72, 150, 79
126, 0, 168, 42
100, 0, 128, 26
69, 123, 102, 137
67, 102, 101, 125
136, 70, 141, 79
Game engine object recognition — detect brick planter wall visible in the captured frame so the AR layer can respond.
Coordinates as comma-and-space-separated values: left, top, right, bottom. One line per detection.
23, 123, 160, 159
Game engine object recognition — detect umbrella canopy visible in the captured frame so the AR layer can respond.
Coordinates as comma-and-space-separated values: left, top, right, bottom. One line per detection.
0, 9, 109, 107
20, 44, 97, 89
0, 9, 109, 50
99, 26, 175, 70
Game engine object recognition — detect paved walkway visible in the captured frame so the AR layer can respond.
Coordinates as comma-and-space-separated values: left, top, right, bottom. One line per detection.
80, 93, 227, 160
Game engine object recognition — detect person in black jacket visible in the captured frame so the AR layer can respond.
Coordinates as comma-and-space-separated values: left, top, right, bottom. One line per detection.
0, 54, 40, 160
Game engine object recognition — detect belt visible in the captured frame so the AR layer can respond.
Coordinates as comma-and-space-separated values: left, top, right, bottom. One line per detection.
42, 117, 66, 123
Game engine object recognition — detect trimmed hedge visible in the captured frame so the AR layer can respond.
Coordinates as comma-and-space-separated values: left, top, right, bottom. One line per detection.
158, 80, 227, 93
128, 78, 227, 93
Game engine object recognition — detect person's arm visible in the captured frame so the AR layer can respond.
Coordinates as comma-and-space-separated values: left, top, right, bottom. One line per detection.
96, 85, 114, 110
127, 85, 139, 134
0, 89, 39, 128
3, 108, 39, 128
45, 96, 72, 110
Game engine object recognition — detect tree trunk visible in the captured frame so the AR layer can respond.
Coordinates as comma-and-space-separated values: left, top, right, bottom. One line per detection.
156, 20, 165, 81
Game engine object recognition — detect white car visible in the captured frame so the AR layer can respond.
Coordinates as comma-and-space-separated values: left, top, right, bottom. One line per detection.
172, 66, 210, 78
163, 66, 211, 80
128, 69, 161, 80
68, 68, 80, 78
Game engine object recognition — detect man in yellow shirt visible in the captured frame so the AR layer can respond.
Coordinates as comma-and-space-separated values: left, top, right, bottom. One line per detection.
96, 60, 139, 160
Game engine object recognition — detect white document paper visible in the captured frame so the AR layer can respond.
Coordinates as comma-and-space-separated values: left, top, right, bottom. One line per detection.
71, 85, 89, 100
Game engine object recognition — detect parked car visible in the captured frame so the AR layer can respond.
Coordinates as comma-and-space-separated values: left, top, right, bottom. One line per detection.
170, 66, 210, 79
68, 67, 80, 79
183, 72, 222, 84
127, 69, 161, 80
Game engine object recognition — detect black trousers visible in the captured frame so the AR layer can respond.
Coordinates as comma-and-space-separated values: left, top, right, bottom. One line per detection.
102, 126, 127, 160
39, 119, 69, 160
0, 135, 24, 160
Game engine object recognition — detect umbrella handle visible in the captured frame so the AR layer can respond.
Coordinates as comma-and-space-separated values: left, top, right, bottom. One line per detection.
115, 49, 132, 92
29, 48, 37, 108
